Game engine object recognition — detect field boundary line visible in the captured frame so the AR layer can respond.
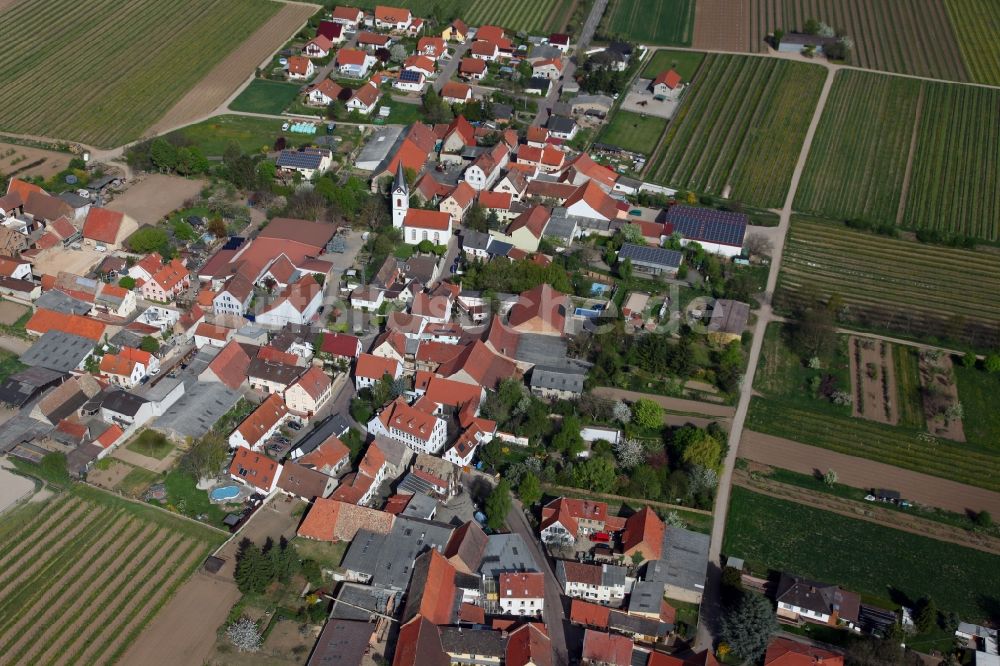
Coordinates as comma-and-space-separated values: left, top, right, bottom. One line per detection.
732, 469, 1000, 556
540, 483, 713, 515
80, 481, 230, 537
896, 80, 926, 226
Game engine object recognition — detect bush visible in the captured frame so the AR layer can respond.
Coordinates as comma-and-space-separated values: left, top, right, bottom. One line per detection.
632, 398, 663, 429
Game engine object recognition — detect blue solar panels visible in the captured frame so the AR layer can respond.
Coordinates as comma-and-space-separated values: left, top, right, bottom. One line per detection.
276, 149, 324, 170
665, 205, 747, 247
617, 243, 682, 268
399, 70, 423, 83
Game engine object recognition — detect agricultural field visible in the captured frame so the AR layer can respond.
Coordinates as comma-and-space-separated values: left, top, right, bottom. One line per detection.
746, 0, 968, 81
229, 79, 303, 115
647, 54, 825, 208
892, 344, 924, 429
724, 486, 1000, 620
601, 0, 695, 46
745, 397, 1000, 492
955, 364, 1000, 449
794, 71, 921, 224
0, 486, 224, 666
0, 0, 280, 148
596, 111, 667, 155
753, 322, 850, 415
165, 115, 302, 156
642, 50, 705, 81
775, 218, 1000, 348
903, 83, 1000, 241
349, 0, 574, 34
945, 0, 1000, 85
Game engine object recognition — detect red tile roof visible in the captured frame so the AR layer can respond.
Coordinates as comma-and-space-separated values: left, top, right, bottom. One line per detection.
229, 447, 280, 490
540, 497, 608, 534
508, 283, 567, 334
319, 332, 361, 358
653, 69, 682, 89
405, 549, 457, 625
298, 498, 394, 541
331, 6, 362, 21
404, 54, 436, 73
582, 629, 633, 666
287, 56, 312, 75
565, 152, 618, 189
460, 57, 487, 75
475, 25, 504, 43
6, 178, 43, 201
355, 353, 400, 380
235, 394, 288, 446
378, 397, 439, 442
500, 572, 544, 599
204, 340, 252, 389
357, 30, 391, 46
299, 435, 351, 473
621, 507, 665, 561
383, 493, 412, 514
100, 346, 152, 377
258, 217, 335, 250
82, 208, 125, 245
358, 440, 387, 478
404, 209, 451, 231
458, 602, 485, 624
478, 190, 512, 210
150, 258, 189, 291
471, 40, 498, 57
506, 623, 552, 666
418, 36, 446, 56
309, 78, 344, 101
338, 47, 367, 66
56, 419, 88, 441
49, 216, 77, 240
393, 616, 448, 666
423, 374, 481, 410
436, 340, 518, 389
565, 180, 618, 220
95, 424, 124, 449
26, 309, 105, 341
290, 366, 331, 401
445, 181, 475, 208
375, 5, 410, 22
765, 638, 844, 666
570, 598, 611, 628
441, 81, 471, 101
507, 205, 550, 238
195, 322, 231, 342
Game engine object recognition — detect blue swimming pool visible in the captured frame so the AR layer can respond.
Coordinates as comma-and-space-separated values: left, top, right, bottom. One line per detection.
210, 485, 240, 501
574, 305, 605, 318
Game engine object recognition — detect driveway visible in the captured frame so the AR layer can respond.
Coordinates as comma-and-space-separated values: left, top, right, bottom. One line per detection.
433, 41, 472, 93
505, 499, 569, 666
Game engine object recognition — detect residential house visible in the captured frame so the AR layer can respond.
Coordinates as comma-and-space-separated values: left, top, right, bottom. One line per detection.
506, 623, 553, 666
395, 69, 427, 93
393, 616, 449, 666
529, 363, 587, 400
417, 36, 447, 59
277, 461, 338, 500
213, 275, 254, 317
621, 507, 665, 564
774, 574, 861, 630
346, 81, 382, 115
549, 33, 571, 52
350, 285, 384, 311
565, 180, 620, 222
330, 6, 364, 28
297, 497, 395, 542
441, 115, 476, 155
581, 630, 633, 666
436, 340, 518, 389
465, 143, 509, 191
764, 637, 844, 666
228, 393, 290, 450
664, 205, 747, 258
494, 171, 528, 201
333, 440, 389, 505
248, 356, 304, 395
284, 366, 332, 417
357, 31, 392, 50
508, 283, 567, 336
439, 182, 475, 223
193, 322, 235, 349
140, 258, 190, 302
459, 57, 488, 80
355, 353, 402, 390
306, 79, 345, 106
286, 56, 316, 80
500, 572, 546, 616
255, 274, 323, 327
276, 147, 334, 178
439, 628, 505, 666
491, 205, 550, 253
471, 40, 499, 61
478, 190, 515, 223
25, 309, 105, 341
532, 58, 563, 80
82, 207, 132, 249
304, 34, 334, 57
558, 561, 628, 606
99, 347, 158, 388
94, 284, 136, 318
200, 339, 253, 389
337, 48, 376, 78
229, 447, 283, 494
517, 144, 563, 173
540, 497, 610, 545
651, 70, 683, 100
318, 332, 362, 362
441, 18, 469, 43
295, 434, 351, 477
441, 81, 473, 105
368, 396, 448, 454
373, 5, 411, 31
644, 527, 710, 604
547, 115, 578, 140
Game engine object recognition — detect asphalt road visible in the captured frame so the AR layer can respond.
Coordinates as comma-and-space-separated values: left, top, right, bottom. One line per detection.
433, 40, 472, 92
505, 499, 569, 666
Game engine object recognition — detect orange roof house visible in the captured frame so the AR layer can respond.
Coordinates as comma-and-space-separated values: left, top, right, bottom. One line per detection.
82, 208, 126, 246
297, 497, 395, 541
229, 447, 282, 494
229, 393, 288, 450
621, 507, 665, 563
764, 638, 844, 666
441, 81, 472, 103
653, 69, 682, 90
402, 549, 458, 625
26, 309, 105, 341
475, 25, 505, 43
508, 283, 568, 336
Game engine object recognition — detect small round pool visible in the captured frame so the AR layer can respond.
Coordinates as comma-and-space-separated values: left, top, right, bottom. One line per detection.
210, 485, 240, 501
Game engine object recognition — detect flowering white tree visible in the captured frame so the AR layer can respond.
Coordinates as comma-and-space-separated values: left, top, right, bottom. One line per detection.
227, 617, 262, 653
689, 465, 718, 494
613, 400, 632, 424
613, 438, 645, 469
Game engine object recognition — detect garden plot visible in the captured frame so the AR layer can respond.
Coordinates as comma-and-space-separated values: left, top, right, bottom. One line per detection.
848, 336, 897, 425
918, 351, 965, 443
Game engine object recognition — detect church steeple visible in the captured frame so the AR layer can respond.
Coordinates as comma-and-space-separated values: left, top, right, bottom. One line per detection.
391, 161, 409, 228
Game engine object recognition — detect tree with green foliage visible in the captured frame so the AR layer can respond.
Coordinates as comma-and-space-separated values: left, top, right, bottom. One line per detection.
140, 335, 160, 353
552, 414, 585, 457
962, 351, 977, 368
118, 276, 136, 289
181, 431, 229, 480
915, 596, 937, 633
678, 427, 723, 470
719, 591, 779, 662
571, 456, 618, 493
974, 510, 993, 528
127, 226, 170, 254
234, 539, 269, 595
39, 452, 70, 485
150, 138, 178, 171
465, 204, 488, 232
985, 354, 1000, 373
517, 473, 542, 506
791, 305, 837, 360
632, 398, 663, 429
422, 88, 452, 124
485, 480, 512, 530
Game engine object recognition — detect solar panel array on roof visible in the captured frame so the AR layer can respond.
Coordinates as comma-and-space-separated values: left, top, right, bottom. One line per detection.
276, 150, 325, 170
399, 70, 423, 83
222, 237, 245, 250
665, 205, 747, 247
617, 243, 682, 268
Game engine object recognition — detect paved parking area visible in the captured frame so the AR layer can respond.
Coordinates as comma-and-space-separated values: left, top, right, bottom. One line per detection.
620, 77, 682, 119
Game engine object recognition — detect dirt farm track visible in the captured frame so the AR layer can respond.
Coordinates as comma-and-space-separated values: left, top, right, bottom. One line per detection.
148, 2, 317, 138
740, 430, 1000, 516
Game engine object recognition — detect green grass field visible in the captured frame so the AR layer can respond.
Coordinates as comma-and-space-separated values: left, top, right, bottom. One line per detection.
125, 430, 175, 460
230, 79, 303, 115
724, 486, 1000, 620
0, 0, 279, 147
166, 114, 300, 156
0, 485, 224, 664
642, 50, 705, 81
648, 54, 825, 208
775, 218, 1000, 349
597, 111, 667, 155
753, 322, 851, 414
946, 0, 1000, 85
892, 344, 924, 429
955, 364, 1000, 447
348, 0, 572, 33
794, 70, 921, 224
601, 0, 695, 45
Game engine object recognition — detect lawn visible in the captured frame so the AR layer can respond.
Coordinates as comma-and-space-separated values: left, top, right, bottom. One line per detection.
955, 363, 1000, 447
126, 430, 175, 460
230, 79, 303, 115
0, 485, 223, 664
166, 115, 304, 156
292, 538, 349, 571
724, 486, 1000, 620
753, 322, 850, 415
596, 111, 667, 155
0, 0, 278, 147
602, 0, 695, 45
155, 470, 230, 525
642, 49, 705, 80
118, 467, 162, 498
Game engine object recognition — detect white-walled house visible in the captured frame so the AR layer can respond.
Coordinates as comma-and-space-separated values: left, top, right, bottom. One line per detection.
283, 366, 333, 418
228, 394, 289, 450
367, 397, 447, 455
557, 561, 628, 606
499, 572, 545, 616
354, 353, 402, 390
229, 447, 283, 495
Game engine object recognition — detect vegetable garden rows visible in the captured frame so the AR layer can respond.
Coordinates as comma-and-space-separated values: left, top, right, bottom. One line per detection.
945, 0, 1000, 85
0, 490, 221, 666
746, 398, 1000, 493
794, 70, 922, 222
0, 0, 277, 148
903, 83, 1000, 241
746, 0, 968, 81
647, 54, 824, 209
775, 218, 1000, 348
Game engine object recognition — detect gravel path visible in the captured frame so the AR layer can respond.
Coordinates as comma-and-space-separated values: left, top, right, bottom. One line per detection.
592, 387, 735, 417
54, 532, 187, 666
733, 468, 1000, 556
0, 519, 147, 661
740, 430, 1000, 516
